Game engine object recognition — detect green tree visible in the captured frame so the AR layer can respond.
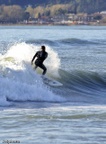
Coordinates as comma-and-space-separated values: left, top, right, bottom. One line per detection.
94, 14, 102, 20
44, 10, 51, 17
26, 5, 34, 18
34, 6, 44, 18
23, 12, 30, 20
38, 13, 41, 19
1, 5, 24, 23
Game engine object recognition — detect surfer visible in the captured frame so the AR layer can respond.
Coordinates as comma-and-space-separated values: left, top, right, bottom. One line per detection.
31, 45, 48, 75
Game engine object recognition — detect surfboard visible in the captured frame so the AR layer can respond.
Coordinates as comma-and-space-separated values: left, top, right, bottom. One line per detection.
31, 64, 62, 87
42, 75, 63, 87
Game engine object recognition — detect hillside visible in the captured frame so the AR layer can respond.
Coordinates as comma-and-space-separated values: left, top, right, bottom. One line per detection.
0, 0, 106, 14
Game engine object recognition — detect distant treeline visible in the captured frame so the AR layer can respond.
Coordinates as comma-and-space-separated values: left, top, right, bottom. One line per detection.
0, 0, 106, 14
0, 0, 106, 23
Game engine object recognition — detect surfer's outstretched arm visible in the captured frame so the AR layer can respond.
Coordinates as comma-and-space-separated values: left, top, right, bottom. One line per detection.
31, 52, 38, 65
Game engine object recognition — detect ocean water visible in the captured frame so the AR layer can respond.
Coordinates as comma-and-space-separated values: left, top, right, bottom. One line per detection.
0, 26, 106, 144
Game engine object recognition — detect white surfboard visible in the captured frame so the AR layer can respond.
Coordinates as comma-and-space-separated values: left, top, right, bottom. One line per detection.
42, 75, 63, 87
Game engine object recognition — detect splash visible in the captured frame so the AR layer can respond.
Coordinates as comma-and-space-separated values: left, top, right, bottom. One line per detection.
2, 42, 60, 76
0, 42, 64, 106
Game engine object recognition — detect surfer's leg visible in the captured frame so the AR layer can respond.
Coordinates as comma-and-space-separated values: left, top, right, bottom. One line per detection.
39, 64, 47, 75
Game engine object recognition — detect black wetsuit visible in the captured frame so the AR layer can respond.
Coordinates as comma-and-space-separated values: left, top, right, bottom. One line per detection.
32, 51, 48, 75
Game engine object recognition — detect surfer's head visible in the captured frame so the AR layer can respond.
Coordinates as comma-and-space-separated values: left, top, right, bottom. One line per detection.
41, 45, 46, 51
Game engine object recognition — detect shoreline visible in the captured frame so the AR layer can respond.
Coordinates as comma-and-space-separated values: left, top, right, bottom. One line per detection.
0, 23, 106, 26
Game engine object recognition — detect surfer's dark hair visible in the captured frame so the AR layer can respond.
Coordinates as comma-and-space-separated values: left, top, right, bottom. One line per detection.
41, 45, 45, 50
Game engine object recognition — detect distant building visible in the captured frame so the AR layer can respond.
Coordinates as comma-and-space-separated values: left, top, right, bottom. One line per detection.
100, 11, 106, 14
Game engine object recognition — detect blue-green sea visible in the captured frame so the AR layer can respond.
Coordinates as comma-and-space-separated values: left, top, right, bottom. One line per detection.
0, 26, 106, 143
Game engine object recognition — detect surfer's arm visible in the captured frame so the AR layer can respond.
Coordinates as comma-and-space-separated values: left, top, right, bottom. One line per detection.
31, 52, 38, 64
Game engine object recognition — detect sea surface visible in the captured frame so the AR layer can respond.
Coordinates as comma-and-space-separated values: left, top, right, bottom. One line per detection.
0, 26, 106, 144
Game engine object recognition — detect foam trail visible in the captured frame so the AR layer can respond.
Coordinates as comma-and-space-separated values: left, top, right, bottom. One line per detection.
0, 77, 64, 102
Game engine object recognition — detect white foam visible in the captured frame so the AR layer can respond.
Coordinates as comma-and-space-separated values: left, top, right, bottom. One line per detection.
44, 45, 60, 77
2, 42, 60, 76
0, 42, 64, 106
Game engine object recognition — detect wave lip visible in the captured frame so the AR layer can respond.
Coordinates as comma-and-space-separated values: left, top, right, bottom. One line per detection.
26, 39, 57, 46
26, 38, 106, 47
58, 69, 106, 104
57, 38, 101, 45
60, 69, 106, 89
